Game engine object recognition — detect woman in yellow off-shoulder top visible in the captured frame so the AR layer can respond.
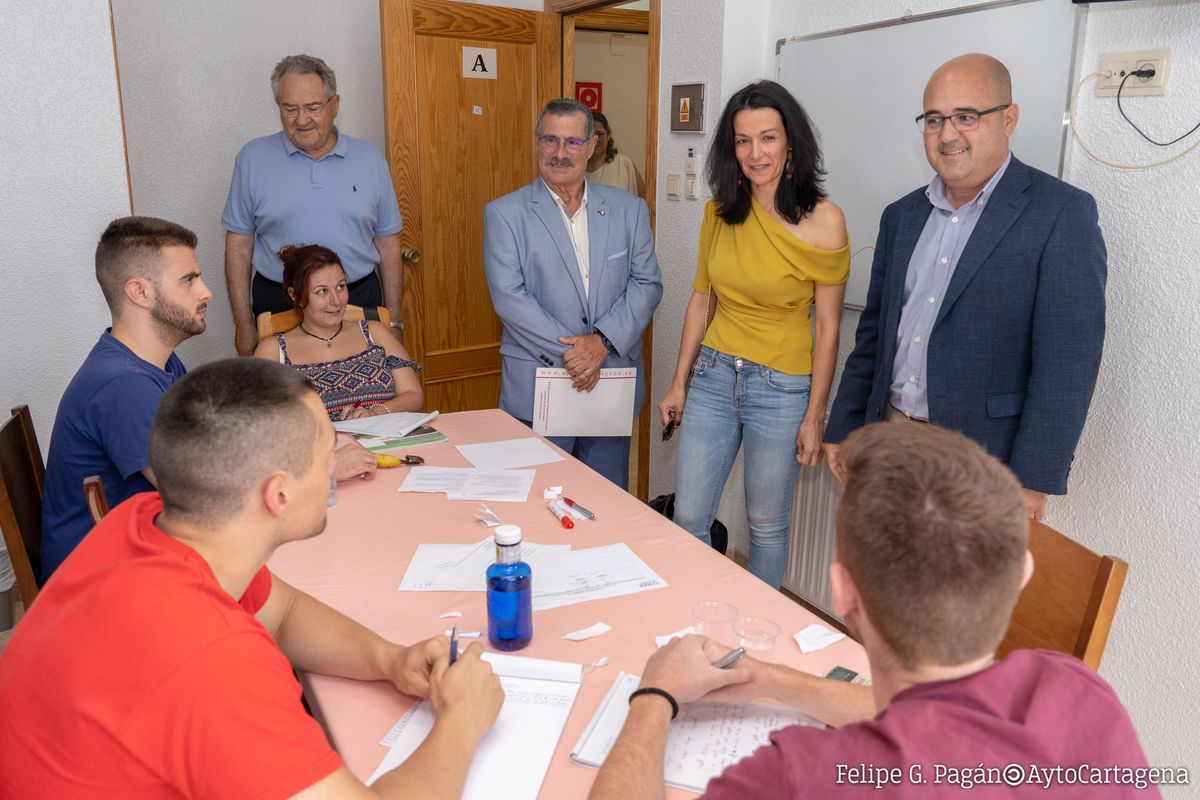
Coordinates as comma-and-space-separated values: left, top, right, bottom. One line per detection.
658, 80, 849, 589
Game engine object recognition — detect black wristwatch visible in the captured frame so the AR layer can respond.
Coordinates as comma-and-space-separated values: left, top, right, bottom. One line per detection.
596, 330, 616, 354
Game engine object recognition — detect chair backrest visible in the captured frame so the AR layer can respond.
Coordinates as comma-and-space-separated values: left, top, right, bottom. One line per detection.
998, 520, 1128, 670
256, 305, 391, 342
0, 406, 46, 608
84, 475, 109, 526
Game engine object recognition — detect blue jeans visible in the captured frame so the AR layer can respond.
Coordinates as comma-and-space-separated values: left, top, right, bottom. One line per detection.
673, 347, 811, 589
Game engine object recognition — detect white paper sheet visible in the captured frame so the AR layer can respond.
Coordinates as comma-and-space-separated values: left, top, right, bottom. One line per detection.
793, 623, 847, 654
398, 538, 571, 592
369, 653, 583, 799
396, 467, 535, 503
532, 368, 636, 436
532, 543, 668, 611
454, 437, 564, 471
332, 410, 439, 437
571, 672, 823, 793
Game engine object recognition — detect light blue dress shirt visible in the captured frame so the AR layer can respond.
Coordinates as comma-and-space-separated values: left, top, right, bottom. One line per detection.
221, 129, 402, 282
890, 153, 1012, 419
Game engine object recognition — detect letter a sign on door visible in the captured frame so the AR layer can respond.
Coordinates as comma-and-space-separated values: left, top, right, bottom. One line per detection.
462, 47, 497, 80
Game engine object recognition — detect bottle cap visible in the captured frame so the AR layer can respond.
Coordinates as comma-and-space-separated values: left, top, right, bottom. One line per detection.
494, 524, 523, 546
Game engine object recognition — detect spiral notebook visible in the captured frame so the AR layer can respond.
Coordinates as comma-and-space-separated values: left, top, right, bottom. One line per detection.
570, 671, 824, 793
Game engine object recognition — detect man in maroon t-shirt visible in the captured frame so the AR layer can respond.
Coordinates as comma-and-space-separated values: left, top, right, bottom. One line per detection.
588, 421, 1158, 799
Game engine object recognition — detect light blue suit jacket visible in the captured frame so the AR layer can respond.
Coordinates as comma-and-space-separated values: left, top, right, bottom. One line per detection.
484, 180, 663, 423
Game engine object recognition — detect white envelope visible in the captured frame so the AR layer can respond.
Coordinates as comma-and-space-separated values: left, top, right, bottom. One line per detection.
533, 368, 636, 437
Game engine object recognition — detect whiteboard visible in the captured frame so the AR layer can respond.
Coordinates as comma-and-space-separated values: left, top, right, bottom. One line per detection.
776, 0, 1083, 308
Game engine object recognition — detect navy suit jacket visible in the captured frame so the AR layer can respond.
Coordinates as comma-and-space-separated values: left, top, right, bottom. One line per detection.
826, 157, 1107, 494
484, 179, 663, 423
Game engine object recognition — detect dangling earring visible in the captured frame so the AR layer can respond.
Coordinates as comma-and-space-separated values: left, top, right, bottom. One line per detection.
737, 177, 743, 186
785, 147, 794, 181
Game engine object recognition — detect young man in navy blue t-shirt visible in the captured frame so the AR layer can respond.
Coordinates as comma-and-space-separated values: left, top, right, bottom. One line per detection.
40, 217, 211, 580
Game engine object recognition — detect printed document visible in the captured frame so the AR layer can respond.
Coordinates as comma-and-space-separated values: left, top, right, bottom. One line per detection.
396, 467, 535, 503
333, 410, 439, 437
572, 672, 823, 793
532, 543, 667, 611
369, 653, 583, 799
533, 368, 636, 436
398, 538, 570, 592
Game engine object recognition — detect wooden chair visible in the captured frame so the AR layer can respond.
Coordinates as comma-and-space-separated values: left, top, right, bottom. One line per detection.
84, 475, 109, 525
256, 305, 392, 341
997, 520, 1128, 670
0, 406, 46, 608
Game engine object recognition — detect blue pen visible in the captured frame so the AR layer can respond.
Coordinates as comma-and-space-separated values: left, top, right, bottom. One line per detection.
449, 625, 459, 665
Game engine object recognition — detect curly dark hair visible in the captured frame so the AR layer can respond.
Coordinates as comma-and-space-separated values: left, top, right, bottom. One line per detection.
705, 80, 826, 226
591, 111, 618, 164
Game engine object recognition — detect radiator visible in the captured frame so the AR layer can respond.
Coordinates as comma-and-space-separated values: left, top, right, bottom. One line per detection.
783, 466, 843, 618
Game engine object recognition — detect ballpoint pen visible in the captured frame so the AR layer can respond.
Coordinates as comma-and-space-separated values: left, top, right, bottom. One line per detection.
711, 647, 746, 669
548, 501, 574, 529
449, 625, 459, 665
562, 497, 596, 520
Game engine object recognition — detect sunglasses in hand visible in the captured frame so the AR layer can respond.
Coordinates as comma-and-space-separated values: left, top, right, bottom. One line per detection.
662, 410, 678, 442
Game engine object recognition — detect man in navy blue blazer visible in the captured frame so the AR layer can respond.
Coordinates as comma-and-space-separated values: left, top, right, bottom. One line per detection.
484, 99, 662, 488
825, 54, 1107, 520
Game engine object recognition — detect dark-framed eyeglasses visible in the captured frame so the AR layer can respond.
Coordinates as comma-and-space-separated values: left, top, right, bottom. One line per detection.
278, 97, 335, 118
915, 103, 1010, 134
536, 134, 590, 153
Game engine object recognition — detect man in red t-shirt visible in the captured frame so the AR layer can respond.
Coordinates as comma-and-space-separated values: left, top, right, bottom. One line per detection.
588, 422, 1158, 799
0, 359, 503, 800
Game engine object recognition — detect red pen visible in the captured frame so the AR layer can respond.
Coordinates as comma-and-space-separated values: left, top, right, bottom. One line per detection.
547, 501, 574, 529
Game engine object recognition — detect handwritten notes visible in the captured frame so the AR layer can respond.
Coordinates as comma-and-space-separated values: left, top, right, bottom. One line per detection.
572, 672, 823, 793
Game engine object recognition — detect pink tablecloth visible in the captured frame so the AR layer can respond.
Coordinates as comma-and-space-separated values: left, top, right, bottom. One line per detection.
269, 409, 868, 797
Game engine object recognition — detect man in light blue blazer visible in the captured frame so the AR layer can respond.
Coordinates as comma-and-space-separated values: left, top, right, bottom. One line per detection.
484, 99, 663, 488
825, 54, 1107, 521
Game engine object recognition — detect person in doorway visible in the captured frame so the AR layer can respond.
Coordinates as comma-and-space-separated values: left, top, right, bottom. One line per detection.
484, 98, 662, 489
586, 111, 645, 196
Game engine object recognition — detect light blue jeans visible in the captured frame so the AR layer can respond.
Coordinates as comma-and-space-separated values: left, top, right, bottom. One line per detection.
673, 347, 811, 589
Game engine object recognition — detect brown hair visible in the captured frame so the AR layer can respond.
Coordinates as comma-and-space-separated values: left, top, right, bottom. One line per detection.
837, 423, 1028, 668
150, 358, 317, 528
279, 244, 344, 310
95, 216, 197, 312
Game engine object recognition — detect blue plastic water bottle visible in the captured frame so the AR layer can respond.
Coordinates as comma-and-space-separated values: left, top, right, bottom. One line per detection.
487, 524, 532, 651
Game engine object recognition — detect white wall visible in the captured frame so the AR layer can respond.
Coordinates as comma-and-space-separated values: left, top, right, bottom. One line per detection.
575, 29, 650, 177
652, 0, 1200, 774
0, 1, 131, 449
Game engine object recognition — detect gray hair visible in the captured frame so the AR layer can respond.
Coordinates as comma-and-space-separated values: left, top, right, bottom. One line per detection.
271, 54, 337, 100
535, 98, 594, 139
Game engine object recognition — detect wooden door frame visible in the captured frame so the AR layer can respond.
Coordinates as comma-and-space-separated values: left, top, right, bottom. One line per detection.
558, 0, 660, 502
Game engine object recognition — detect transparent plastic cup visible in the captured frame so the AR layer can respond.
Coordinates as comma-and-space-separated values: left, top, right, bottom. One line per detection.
692, 600, 739, 647
734, 616, 781, 656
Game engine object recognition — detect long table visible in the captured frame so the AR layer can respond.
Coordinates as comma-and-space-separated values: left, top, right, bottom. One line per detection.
269, 409, 869, 797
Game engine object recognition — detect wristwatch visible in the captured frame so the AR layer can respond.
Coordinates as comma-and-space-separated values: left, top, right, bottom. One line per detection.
596, 330, 616, 354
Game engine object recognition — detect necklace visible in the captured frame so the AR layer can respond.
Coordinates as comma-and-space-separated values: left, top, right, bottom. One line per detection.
298, 320, 343, 348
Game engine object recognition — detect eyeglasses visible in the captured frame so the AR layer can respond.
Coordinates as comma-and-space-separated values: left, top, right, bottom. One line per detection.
536, 134, 590, 153
915, 103, 1010, 134
278, 97, 335, 118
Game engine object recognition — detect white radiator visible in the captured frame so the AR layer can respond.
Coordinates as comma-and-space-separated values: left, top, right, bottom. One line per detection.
783, 466, 843, 618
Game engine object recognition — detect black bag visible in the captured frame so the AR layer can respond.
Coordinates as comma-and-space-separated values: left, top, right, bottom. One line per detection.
648, 493, 728, 555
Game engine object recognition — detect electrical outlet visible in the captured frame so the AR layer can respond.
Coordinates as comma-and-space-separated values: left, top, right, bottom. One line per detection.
1096, 49, 1171, 97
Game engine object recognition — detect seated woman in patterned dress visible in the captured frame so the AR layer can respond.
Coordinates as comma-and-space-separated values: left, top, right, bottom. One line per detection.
253, 244, 424, 421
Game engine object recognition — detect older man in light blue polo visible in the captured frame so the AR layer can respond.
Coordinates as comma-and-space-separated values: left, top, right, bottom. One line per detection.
222, 54, 404, 356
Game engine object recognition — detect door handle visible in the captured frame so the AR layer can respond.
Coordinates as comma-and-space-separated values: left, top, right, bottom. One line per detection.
402, 248, 422, 265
